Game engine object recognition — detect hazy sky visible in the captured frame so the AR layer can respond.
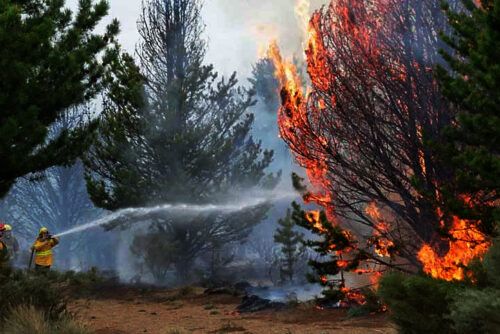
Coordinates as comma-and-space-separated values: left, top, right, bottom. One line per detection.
68, 0, 327, 81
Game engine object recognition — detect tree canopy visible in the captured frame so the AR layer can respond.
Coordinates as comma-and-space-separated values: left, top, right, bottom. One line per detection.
0, 0, 126, 198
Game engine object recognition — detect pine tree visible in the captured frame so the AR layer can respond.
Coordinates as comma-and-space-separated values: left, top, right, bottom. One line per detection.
379, 2, 500, 331
85, 0, 278, 280
435, 0, 500, 233
274, 209, 305, 283
249, 58, 280, 113
0, 0, 126, 198
290, 202, 364, 301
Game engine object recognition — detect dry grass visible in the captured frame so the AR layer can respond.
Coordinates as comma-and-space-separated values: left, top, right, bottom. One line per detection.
3, 305, 49, 334
2, 305, 90, 334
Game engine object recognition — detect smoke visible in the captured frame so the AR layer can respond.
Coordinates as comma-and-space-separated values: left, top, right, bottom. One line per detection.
203, 0, 328, 78
66, 0, 328, 79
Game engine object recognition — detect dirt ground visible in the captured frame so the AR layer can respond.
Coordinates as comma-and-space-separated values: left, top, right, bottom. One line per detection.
68, 286, 397, 334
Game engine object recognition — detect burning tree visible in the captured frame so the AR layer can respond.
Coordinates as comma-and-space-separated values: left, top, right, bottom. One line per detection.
85, 0, 278, 281
272, 0, 492, 280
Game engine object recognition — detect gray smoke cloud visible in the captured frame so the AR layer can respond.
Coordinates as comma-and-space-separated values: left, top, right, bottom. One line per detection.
68, 0, 328, 78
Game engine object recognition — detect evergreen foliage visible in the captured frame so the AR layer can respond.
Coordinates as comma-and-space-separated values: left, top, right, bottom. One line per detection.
378, 272, 458, 334
248, 58, 280, 113
85, 0, 278, 280
290, 202, 363, 299
0, 0, 125, 198
273, 209, 305, 283
434, 0, 500, 233
380, 3, 500, 332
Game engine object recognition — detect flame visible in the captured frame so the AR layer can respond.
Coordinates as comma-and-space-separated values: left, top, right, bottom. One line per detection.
416, 125, 427, 176
365, 202, 395, 258
418, 216, 491, 281
365, 202, 382, 221
305, 210, 328, 232
337, 260, 349, 268
341, 286, 366, 305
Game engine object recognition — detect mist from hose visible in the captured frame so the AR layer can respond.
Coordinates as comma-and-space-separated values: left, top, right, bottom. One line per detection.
54, 190, 297, 238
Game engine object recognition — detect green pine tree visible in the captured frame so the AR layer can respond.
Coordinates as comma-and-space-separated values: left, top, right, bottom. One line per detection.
274, 209, 305, 283
435, 0, 500, 233
290, 202, 364, 301
248, 58, 280, 113
85, 0, 278, 280
0, 0, 126, 198
380, 2, 500, 332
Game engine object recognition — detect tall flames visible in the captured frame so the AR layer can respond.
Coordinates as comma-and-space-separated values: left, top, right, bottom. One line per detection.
265, 0, 491, 285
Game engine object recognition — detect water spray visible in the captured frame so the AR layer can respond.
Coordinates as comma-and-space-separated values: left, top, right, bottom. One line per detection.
53, 190, 297, 238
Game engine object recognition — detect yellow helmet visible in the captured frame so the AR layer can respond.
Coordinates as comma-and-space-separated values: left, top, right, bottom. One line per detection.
39, 227, 49, 234
4, 224, 12, 231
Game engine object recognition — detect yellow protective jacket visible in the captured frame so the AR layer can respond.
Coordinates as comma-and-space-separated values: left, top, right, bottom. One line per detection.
32, 238, 59, 267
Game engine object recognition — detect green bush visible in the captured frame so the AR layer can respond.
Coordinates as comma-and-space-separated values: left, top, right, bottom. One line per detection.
448, 238, 500, 334
0, 268, 66, 321
449, 288, 500, 334
378, 272, 458, 334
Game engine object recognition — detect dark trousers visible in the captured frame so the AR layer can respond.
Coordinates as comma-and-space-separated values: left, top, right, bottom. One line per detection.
35, 264, 51, 273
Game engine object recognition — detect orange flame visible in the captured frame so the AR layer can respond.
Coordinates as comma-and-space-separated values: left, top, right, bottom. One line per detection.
418, 216, 490, 281
268, 19, 336, 220
365, 202, 395, 258
305, 210, 328, 232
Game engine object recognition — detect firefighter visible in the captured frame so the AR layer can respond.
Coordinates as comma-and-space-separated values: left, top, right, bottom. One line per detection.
31, 227, 59, 272
0, 224, 9, 268
2, 224, 19, 263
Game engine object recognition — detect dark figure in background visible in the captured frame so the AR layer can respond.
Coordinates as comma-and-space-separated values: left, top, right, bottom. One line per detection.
2, 224, 19, 265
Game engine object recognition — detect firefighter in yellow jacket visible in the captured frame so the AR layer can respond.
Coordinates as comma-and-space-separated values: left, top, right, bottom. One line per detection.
31, 227, 59, 271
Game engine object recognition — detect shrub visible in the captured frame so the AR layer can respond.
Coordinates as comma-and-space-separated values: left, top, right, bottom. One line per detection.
3, 305, 91, 334
449, 288, 500, 334
448, 238, 500, 334
378, 272, 459, 334
347, 288, 384, 317
0, 268, 66, 321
